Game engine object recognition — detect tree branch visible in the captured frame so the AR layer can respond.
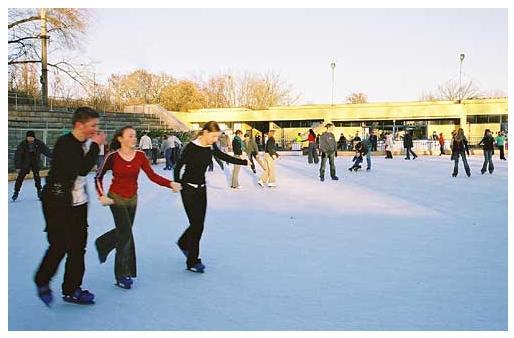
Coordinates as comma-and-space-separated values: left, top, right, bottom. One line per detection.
8, 16, 41, 29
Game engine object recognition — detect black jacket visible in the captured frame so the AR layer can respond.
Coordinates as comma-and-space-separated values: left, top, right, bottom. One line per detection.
265, 137, 279, 157
14, 138, 52, 170
43, 133, 99, 206
478, 136, 495, 151
451, 137, 470, 155
403, 133, 413, 148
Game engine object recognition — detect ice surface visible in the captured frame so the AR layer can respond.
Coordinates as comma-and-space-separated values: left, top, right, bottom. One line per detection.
8, 155, 508, 330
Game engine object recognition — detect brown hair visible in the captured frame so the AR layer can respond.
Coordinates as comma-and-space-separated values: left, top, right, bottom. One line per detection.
110, 125, 135, 151
197, 121, 221, 138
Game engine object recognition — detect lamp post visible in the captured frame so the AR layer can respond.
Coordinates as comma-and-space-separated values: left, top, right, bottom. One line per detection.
459, 53, 465, 101
330, 61, 336, 106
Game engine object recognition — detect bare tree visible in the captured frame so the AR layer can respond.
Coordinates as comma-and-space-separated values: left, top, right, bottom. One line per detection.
346, 92, 368, 104
437, 79, 480, 101
8, 8, 92, 93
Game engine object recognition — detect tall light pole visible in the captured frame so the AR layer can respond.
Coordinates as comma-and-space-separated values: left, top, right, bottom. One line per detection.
459, 53, 465, 101
330, 61, 336, 106
40, 8, 48, 106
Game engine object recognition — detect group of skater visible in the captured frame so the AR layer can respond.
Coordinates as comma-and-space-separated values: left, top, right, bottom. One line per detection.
9, 106, 507, 307
29, 107, 291, 307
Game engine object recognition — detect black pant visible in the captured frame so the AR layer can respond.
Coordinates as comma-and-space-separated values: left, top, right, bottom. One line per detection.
372, 143, 377, 151
15, 163, 41, 193
385, 150, 393, 159
440, 144, 445, 155
405, 147, 417, 159
248, 152, 258, 171
151, 148, 158, 164
498, 145, 506, 159
178, 184, 207, 268
96, 193, 137, 280
208, 156, 224, 171
34, 202, 88, 295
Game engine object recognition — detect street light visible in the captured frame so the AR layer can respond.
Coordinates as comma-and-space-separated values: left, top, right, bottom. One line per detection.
459, 53, 465, 101
330, 61, 336, 106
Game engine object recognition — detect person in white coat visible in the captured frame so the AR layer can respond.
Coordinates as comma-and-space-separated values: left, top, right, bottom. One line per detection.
385, 132, 394, 159
139, 132, 152, 159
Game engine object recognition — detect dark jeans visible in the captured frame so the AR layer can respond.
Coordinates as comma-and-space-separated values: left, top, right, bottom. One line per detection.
308, 142, 319, 164
440, 144, 445, 155
372, 143, 377, 151
481, 150, 494, 174
405, 147, 417, 159
14, 163, 41, 193
320, 151, 336, 178
351, 156, 363, 168
164, 148, 173, 169
498, 145, 506, 159
34, 202, 88, 295
385, 150, 393, 159
453, 151, 471, 176
178, 184, 207, 268
151, 148, 158, 164
96, 193, 138, 280
248, 152, 258, 171
208, 156, 224, 171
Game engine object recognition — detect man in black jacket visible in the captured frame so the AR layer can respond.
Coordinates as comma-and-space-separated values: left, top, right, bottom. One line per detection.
12, 131, 53, 201
34, 107, 106, 307
403, 131, 418, 160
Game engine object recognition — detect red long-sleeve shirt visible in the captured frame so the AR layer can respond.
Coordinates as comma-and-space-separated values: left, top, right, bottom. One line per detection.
95, 150, 172, 198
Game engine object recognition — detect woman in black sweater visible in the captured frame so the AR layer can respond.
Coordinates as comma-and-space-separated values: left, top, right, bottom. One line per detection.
174, 121, 248, 273
478, 129, 495, 175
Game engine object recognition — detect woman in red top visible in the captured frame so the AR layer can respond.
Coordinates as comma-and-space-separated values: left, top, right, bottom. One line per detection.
305, 129, 319, 164
94, 126, 181, 289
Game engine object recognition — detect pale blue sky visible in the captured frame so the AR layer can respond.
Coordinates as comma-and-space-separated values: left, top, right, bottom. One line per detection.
84, 8, 507, 104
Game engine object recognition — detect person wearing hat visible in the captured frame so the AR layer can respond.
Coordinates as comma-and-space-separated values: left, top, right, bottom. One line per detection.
12, 130, 53, 201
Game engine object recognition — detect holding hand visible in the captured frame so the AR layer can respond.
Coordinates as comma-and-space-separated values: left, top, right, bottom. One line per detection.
99, 195, 115, 206
170, 181, 182, 193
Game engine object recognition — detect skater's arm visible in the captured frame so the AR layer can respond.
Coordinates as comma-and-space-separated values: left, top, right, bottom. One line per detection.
212, 143, 248, 165
94, 151, 114, 197
40, 141, 53, 159
77, 142, 100, 176
140, 152, 173, 188
14, 143, 23, 169
173, 143, 189, 182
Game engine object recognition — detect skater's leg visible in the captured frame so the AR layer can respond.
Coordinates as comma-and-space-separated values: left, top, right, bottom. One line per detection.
307, 143, 313, 163
268, 155, 276, 183
34, 202, 67, 288
231, 155, 241, 188
499, 145, 505, 159
405, 148, 410, 159
461, 152, 471, 176
95, 228, 117, 262
30, 161, 43, 192
366, 151, 371, 170
313, 145, 319, 164
481, 151, 488, 173
108, 194, 137, 280
487, 150, 494, 173
214, 156, 224, 170
14, 168, 29, 194
328, 152, 336, 177
319, 152, 327, 178
453, 154, 459, 175
62, 203, 88, 296
260, 155, 270, 183
180, 185, 207, 267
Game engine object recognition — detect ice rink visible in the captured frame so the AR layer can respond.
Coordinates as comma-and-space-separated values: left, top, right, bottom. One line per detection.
8, 154, 508, 330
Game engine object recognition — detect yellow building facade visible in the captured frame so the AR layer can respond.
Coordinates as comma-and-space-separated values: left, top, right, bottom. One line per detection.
175, 98, 508, 146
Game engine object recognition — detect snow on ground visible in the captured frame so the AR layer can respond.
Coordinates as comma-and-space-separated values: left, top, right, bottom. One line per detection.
8, 154, 507, 330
